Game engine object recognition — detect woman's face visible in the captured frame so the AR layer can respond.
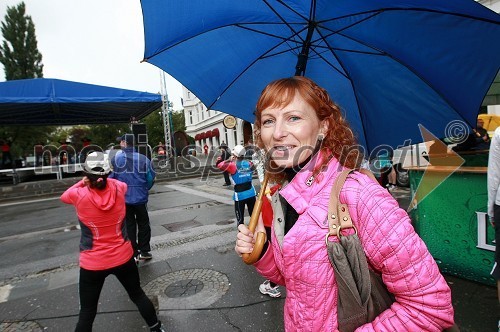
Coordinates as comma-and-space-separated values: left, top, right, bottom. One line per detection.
260, 93, 327, 168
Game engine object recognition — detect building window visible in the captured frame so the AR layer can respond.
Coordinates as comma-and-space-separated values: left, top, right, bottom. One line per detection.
189, 110, 193, 124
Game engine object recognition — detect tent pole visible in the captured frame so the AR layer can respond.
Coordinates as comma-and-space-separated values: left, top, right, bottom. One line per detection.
160, 71, 173, 159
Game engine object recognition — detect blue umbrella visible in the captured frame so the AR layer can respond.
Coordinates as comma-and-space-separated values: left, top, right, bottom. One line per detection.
141, 0, 500, 153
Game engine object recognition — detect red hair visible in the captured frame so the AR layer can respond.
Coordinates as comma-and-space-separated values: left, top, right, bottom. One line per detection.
254, 76, 362, 183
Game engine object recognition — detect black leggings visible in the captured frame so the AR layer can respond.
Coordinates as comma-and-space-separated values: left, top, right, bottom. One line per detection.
75, 257, 158, 331
234, 196, 256, 226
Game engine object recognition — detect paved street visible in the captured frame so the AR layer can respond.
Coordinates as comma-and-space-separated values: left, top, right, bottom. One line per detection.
0, 175, 498, 331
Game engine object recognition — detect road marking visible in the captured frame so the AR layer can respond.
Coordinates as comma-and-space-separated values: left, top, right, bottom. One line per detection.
0, 284, 12, 303
0, 224, 79, 242
165, 184, 233, 205
0, 196, 59, 207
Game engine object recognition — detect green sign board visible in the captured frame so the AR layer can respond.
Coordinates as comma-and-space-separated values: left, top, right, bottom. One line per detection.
409, 169, 495, 286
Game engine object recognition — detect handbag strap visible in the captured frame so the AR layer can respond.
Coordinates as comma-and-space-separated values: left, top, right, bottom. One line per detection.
327, 168, 376, 238
327, 169, 354, 237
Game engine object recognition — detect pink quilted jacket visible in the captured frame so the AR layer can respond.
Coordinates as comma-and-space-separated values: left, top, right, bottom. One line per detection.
254, 154, 454, 331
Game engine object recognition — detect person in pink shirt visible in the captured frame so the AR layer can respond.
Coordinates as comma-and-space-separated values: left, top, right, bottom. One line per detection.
60, 152, 165, 332
235, 77, 455, 331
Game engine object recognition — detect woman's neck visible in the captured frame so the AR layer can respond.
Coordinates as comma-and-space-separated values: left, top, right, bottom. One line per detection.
284, 155, 313, 182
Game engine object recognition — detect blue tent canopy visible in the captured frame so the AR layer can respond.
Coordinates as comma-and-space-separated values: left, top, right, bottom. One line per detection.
0, 78, 163, 125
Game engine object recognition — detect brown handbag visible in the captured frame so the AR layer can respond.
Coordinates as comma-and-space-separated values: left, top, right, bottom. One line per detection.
326, 169, 394, 332
326, 169, 460, 332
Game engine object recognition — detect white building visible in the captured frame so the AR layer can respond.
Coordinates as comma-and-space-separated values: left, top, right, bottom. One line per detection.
182, 87, 254, 152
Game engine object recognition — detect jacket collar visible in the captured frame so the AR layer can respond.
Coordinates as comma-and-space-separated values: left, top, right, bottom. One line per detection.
280, 151, 343, 214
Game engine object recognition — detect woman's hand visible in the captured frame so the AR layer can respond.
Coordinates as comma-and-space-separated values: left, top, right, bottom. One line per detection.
235, 215, 266, 257
82, 176, 90, 187
235, 224, 255, 257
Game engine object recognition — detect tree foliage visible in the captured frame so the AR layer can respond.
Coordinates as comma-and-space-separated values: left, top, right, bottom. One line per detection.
0, 2, 49, 160
142, 109, 186, 148
85, 123, 130, 150
0, 2, 43, 80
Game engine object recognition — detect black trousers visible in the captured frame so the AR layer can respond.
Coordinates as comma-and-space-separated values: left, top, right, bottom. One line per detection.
126, 203, 151, 255
75, 257, 158, 331
234, 196, 256, 226
223, 171, 231, 185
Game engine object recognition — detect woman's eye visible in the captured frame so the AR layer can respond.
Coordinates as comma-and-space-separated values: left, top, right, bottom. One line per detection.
289, 116, 300, 122
262, 118, 274, 126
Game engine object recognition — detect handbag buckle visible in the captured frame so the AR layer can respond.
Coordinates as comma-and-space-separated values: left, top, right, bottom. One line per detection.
325, 224, 358, 246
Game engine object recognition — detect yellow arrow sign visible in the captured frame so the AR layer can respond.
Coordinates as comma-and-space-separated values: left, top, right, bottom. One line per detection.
408, 124, 465, 211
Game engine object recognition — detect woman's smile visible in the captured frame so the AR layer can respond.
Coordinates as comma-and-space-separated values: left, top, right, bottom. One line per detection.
260, 94, 326, 168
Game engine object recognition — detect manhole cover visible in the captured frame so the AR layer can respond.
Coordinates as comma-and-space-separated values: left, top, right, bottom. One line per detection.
144, 268, 229, 310
1, 321, 43, 331
165, 278, 204, 297
164, 219, 202, 232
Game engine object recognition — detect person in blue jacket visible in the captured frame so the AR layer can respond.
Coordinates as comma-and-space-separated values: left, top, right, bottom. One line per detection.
110, 134, 156, 262
216, 145, 256, 227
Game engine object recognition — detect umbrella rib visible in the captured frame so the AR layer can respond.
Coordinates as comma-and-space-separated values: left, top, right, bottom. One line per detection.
144, 21, 301, 61
235, 23, 306, 47
316, 7, 500, 25
333, 28, 471, 123
311, 26, 373, 149
260, 0, 309, 51
205, 35, 304, 111
311, 44, 382, 56
265, 0, 309, 22
144, 6, 498, 62
236, 23, 312, 61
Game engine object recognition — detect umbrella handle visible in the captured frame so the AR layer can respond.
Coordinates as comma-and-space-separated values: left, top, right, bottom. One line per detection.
242, 173, 269, 265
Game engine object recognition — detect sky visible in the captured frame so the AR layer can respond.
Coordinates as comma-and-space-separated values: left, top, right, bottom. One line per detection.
0, 0, 184, 110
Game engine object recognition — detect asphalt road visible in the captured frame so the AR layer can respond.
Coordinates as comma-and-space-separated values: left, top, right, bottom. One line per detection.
0, 178, 498, 331
0, 176, 237, 282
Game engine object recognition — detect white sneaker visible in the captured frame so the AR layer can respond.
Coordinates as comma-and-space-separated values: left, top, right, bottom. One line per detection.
259, 280, 281, 298
386, 184, 396, 191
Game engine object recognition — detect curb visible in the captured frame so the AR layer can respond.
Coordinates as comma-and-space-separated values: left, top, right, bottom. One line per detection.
0, 165, 222, 204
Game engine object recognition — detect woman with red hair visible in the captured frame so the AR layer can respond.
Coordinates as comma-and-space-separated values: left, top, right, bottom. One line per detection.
235, 77, 455, 331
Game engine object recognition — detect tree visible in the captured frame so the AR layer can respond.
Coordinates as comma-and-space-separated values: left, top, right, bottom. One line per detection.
142, 108, 186, 148
171, 110, 186, 132
0, 2, 43, 80
0, 2, 49, 161
86, 123, 130, 150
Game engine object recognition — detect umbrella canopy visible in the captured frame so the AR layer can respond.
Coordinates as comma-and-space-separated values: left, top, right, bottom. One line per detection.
141, 0, 500, 153
0, 78, 163, 125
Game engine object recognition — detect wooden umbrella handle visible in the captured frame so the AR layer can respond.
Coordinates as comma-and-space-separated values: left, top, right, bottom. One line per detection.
242, 172, 269, 265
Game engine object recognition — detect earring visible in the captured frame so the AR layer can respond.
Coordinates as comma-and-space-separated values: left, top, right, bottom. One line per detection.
317, 133, 324, 141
